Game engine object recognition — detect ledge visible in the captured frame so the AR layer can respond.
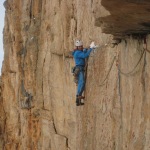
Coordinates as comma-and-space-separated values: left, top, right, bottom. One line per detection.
95, 0, 150, 37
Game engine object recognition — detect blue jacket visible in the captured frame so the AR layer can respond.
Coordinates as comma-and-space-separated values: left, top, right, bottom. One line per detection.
72, 48, 93, 66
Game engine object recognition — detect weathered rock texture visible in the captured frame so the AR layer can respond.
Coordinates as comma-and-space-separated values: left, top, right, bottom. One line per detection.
95, 0, 150, 37
0, 0, 150, 150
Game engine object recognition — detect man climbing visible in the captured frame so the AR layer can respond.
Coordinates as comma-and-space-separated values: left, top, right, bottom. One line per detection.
72, 40, 96, 106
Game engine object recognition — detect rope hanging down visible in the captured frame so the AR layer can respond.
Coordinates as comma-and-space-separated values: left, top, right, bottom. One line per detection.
90, 41, 119, 87
118, 48, 145, 76
98, 56, 116, 86
91, 39, 148, 86
118, 36, 150, 76
144, 36, 150, 53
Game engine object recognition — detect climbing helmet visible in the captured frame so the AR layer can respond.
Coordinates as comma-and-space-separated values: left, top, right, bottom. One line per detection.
75, 40, 83, 47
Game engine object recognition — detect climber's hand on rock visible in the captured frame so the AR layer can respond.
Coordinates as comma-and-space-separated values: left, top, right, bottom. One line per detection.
90, 42, 97, 49
90, 42, 95, 48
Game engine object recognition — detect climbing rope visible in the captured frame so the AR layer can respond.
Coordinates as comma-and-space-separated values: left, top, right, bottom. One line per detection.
90, 37, 149, 86
51, 37, 149, 97
143, 36, 150, 53
118, 35, 150, 76
98, 56, 116, 86
89, 43, 116, 87
118, 48, 145, 76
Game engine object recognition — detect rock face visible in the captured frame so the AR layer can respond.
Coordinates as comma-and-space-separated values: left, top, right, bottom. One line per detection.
95, 0, 150, 37
0, 0, 150, 150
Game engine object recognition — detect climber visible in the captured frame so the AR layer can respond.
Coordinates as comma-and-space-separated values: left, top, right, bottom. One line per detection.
72, 40, 96, 106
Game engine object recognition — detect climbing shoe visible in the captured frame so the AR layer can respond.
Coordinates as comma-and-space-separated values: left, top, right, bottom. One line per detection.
77, 95, 85, 99
76, 98, 80, 106
76, 98, 84, 106
79, 99, 84, 105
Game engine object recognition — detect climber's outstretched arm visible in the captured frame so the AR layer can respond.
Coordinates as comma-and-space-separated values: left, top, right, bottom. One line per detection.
75, 48, 93, 58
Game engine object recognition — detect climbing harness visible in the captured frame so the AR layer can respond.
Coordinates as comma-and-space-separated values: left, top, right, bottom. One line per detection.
71, 66, 85, 85
71, 66, 80, 84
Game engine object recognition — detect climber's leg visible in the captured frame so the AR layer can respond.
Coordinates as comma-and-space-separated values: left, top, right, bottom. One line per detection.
79, 71, 85, 96
76, 70, 85, 106
77, 71, 85, 96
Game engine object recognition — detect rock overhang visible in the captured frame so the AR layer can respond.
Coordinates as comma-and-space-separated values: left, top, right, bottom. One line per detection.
95, 0, 150, 38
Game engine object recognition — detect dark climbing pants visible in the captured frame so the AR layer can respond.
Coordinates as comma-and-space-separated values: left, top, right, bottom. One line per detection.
77, 70, 85, 96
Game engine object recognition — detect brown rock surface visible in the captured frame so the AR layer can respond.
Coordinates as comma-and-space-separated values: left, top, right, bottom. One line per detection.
0, 0, 150, 150
95, 0, 150, 37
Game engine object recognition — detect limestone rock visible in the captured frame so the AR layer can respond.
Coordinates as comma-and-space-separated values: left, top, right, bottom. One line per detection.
95, 0, 150, 37
0, 0, 150, 150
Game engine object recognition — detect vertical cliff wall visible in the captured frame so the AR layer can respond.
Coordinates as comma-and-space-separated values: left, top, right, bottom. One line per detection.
1, 0, 150, 149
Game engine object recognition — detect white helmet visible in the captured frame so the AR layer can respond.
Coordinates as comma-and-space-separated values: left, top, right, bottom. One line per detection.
75, 40, 83, 47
